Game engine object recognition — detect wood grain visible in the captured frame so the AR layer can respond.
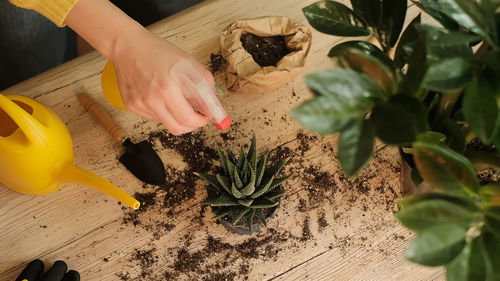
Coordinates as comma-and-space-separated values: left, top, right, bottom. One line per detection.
0, 0, 444, 280
78, 92, 127, 144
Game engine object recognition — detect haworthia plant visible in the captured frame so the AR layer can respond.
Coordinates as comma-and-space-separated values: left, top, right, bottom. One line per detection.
196, 135, 290, 232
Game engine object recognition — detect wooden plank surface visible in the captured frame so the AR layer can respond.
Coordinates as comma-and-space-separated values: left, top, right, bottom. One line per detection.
0, 0, 445, 280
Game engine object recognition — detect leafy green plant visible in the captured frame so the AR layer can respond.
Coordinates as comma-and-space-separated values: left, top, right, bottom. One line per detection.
293, 0, 500, 278
195, 135, 289, 232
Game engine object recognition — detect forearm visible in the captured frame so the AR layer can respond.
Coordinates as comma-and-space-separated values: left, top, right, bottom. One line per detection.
64, 0, 147, 60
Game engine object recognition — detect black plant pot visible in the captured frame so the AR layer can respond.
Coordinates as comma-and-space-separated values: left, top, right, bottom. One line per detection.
216, 201, 281, 235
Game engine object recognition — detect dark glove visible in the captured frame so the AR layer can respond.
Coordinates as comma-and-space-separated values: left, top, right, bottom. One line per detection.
15, 260, 80, 281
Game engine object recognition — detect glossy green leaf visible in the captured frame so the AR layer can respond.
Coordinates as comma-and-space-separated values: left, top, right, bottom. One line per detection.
394, 14, 421, 68
437, 119, 466, 154
420, 0, 459, 30
405, 224, 466, 266
303, 1, 370, 36
416, 131, 446, 145
413, 141, 479, 196
351, 0, 407, 48
402, 32, 427, 98
482, 50, 500, 90
293, 69, 383, 134
399, 193, 478, 211
372, 95, 428, 145
463, 77, 498, 144
436, 0, 494, 38
483, 232, 500, 279
292, 96, 358, 134
338, 118, 374, 176
350, 0, 381, 27
328, 41, 396, 93
379, 0, 408, 48
396, 199, 475, 233
446, 239, 487, 281
485, 217, 500, 239
422, 57, 474, 92
417, 24, 477, 62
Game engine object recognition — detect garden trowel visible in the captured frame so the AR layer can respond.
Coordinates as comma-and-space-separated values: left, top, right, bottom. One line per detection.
78, 93, 166, 185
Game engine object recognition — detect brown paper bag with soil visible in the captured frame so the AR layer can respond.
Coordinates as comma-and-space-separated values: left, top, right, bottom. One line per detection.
220, 16, 312, 94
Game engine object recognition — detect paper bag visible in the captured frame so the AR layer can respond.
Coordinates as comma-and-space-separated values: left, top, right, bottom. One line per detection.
220, 16, 312, 94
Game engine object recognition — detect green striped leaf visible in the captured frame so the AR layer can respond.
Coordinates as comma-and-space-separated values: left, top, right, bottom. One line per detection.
256, 150, 269, 187
231, 182, 244, 199
241, 165, 256, 196
238, 198, 254, 207
232, 206, 251, 225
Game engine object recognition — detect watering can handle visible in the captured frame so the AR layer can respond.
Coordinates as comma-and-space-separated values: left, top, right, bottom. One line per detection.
77, 93, 127, 144
0, 94, 46, 145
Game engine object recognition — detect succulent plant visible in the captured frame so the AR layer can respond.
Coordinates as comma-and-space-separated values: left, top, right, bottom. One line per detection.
195, 135, 290, 232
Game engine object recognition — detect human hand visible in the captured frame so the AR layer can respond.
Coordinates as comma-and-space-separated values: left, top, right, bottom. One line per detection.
111, 31, 215, 135
65, 0, 215, 135
15, 259, 79, 281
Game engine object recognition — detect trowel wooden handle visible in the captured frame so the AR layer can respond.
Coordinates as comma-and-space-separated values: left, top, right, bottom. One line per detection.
78, 92, 127, 144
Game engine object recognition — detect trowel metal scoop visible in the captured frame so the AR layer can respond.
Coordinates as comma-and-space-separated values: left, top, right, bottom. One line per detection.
78, 93, 166, 185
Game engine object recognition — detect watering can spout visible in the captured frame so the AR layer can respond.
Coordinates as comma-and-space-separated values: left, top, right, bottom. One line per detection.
59, 165, 140, 210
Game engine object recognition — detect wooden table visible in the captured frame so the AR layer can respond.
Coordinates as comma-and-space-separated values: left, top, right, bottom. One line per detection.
0, 0, 445, 280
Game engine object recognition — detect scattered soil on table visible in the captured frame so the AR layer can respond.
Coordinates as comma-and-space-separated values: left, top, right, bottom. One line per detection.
240, 33, 290, 67
117, 127, 403, 280
317, 211, 329, 232
122, 130, 219, 238
209, 52, 227, 74
162, 229, 306, 279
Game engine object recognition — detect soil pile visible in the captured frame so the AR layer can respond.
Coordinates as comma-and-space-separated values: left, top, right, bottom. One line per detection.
241, 34, 290, 67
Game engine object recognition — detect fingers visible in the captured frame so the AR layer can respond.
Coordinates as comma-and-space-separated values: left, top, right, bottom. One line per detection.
126, 98, 160, 123
154, 103, 195, 136
16, 259, 44, 281
39, 260, 67, 281
163, 85, 210, 128
61, 270, 80, 281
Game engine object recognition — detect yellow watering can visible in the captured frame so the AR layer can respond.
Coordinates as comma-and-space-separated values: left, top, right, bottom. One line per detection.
0, 93, 140, 210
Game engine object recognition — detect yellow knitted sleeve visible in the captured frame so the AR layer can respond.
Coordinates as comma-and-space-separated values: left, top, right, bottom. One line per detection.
9, 0, 79, 27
